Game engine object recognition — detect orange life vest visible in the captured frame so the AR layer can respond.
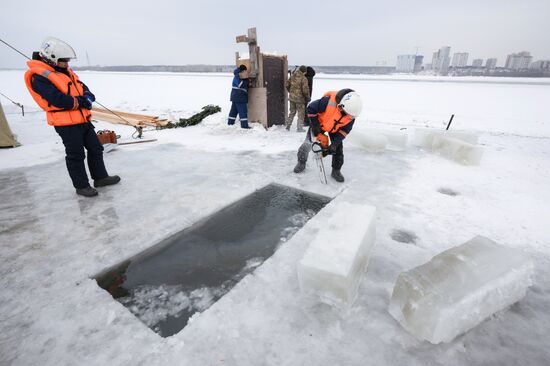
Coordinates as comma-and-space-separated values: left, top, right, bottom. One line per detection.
24, 60, 91, 126
318, 91, 354, 136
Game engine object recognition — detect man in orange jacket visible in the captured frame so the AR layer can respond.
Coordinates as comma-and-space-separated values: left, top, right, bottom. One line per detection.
25, 37, 120, 197
293, 89, 362, 182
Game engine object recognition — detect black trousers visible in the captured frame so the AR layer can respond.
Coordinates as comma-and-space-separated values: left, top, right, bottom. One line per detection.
54, 122, 108, 189
297, 128, 345, 170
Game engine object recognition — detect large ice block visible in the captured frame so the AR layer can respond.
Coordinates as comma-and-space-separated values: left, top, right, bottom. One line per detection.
298, 202, 377, 306
431, 135, 483, 165
347, 131, 388, 153
389, 236, 534, 344
365, 129, 409, 151
414, 128, 479, 149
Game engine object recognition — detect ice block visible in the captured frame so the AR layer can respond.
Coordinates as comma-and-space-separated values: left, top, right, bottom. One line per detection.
363, 129, 409, 151
298, 202, 377, 306
431, 135, 483, 165
347, 131, 388, 153
389, 236, 534, 344
414, 128, 479, 149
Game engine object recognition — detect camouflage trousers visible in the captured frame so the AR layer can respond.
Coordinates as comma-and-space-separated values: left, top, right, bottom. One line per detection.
285, 101, 306, 131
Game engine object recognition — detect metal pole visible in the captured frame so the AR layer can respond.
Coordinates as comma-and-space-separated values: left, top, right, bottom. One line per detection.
0, 91, 25, 116
446, 114, 455, 130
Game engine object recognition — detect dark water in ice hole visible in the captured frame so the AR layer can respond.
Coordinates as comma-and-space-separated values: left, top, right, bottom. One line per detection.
95, 184, 331, 337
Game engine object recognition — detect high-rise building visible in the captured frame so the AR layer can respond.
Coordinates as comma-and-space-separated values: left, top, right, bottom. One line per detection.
432, 51, 439, 69
486, 58, 497, 69
505, 52, 533, 70
414, 55, 424, 72
431, 46, 451, 73
396, 54, 424, 73
396, 55, 416, 73
451, 52, 469, 67
472, 59, 483, 67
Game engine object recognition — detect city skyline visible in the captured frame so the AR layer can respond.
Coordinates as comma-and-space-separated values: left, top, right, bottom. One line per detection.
397, 47, 549, 71
1, 0, 549, 69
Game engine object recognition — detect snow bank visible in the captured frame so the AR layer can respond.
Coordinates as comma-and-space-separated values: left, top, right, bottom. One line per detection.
298, 200, 377, 306
389, 236, 534, 344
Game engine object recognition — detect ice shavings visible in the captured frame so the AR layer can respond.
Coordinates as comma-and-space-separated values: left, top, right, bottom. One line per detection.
280, 210, 317, 243
119, 285, 225, 330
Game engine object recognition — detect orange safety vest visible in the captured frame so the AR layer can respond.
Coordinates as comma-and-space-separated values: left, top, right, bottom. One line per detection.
318, 91, 354, 137
24, 60, 92, 126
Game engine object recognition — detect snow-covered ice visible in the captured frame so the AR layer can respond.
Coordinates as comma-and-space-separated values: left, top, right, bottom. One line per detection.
1, 71, 550, 365
298, 200, 376, 306
389, 236, 534, 344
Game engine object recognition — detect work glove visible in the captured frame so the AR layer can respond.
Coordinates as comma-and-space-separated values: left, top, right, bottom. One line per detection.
77, 96, 93, 110
83, 91, 96, 102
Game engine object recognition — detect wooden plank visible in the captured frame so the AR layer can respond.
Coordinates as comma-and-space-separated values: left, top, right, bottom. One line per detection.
92, 109, 170, 127
248, 87, 267, 128
91, 112, 146, 127
92, 107, 167, 121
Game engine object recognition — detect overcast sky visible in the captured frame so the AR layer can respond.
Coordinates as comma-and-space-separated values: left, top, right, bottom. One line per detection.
1, 0, 549, 69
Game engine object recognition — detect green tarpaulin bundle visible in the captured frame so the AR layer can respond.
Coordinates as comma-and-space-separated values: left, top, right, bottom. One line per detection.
162, 105, 221, 129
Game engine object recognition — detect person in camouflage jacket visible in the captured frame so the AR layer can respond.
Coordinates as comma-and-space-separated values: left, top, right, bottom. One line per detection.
285, 65, 310, 132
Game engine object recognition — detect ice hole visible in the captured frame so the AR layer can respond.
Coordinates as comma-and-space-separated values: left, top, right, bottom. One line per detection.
390, 229, 418, 244
438, 187, 460, 196
95, 183, 330, 337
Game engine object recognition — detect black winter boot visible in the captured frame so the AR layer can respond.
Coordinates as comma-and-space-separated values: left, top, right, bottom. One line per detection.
76, 186, 98, 197
331, 169, 345, 182
94, 175, 121, 187
294, 161, 306, 173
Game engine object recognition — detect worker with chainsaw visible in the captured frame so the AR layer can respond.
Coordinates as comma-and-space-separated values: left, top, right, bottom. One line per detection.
293, 89, 362, 182
227, 64, 251, 129
24, 37, 120, 197
285, 65, 310, 132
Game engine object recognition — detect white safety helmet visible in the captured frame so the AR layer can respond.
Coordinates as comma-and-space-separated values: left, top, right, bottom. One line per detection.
39, 37, 77, 64
338, 91, 363, 117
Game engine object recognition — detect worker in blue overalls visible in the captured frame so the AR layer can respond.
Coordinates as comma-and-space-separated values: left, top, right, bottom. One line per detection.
227, 64, 251, 129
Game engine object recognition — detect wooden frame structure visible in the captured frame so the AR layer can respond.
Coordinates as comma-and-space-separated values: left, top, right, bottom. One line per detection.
235, 28, 288, 128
